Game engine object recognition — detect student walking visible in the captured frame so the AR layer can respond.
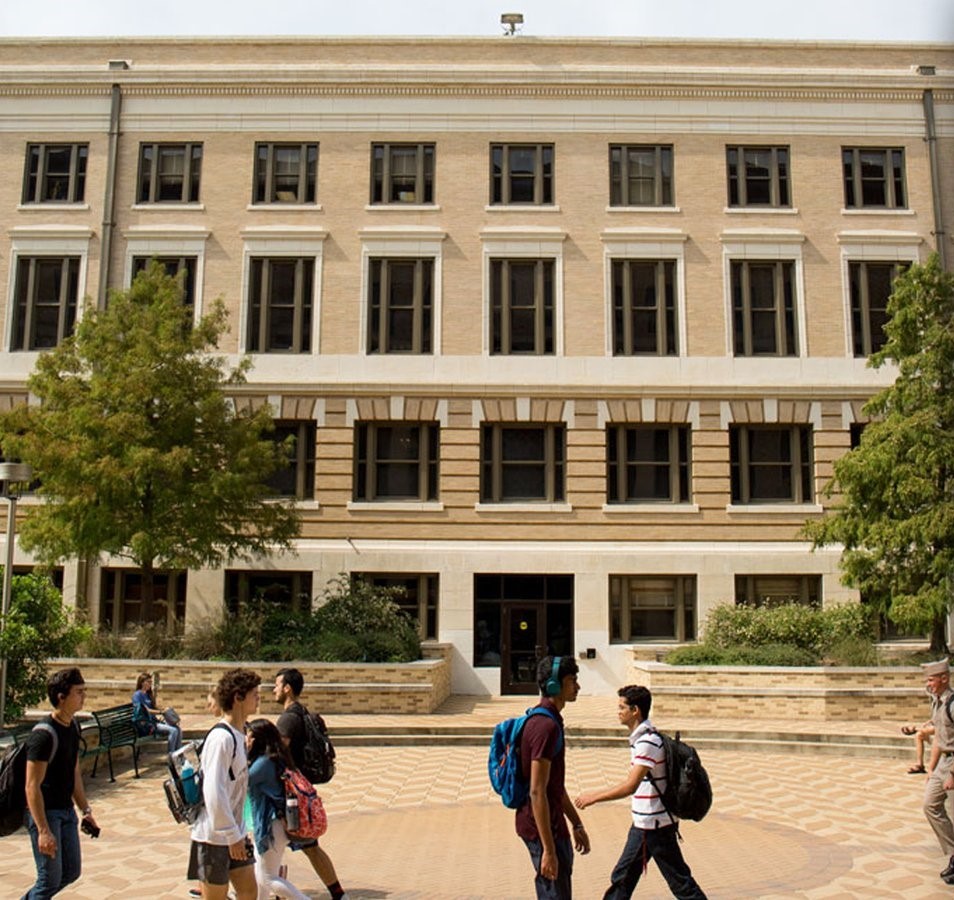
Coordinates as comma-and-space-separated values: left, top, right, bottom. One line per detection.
575, 685, 706, 899
273, 667, 348, 900
246, 718, 310, 900
22, 666, 99, 900
186, 668, 261, 900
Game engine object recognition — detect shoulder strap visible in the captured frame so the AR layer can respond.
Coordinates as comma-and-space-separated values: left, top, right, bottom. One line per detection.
525, 706, 564, 754
33, 721, 59, 763
643, 728, 678, 834
945, 694, 954, 724
204, 722, 238, 781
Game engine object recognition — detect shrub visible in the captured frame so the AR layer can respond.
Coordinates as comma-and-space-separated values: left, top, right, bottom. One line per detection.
666, 642, 818, 666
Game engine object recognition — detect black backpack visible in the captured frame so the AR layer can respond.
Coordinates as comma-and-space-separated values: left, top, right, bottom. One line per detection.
0, 722, 59, 837
294, 704, 336, 785
646, 730, 713, 826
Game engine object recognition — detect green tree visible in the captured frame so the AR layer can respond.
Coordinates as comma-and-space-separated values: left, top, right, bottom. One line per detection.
0, 572, 89, 720
804, 254, 954, 652
0, 263, 301, 628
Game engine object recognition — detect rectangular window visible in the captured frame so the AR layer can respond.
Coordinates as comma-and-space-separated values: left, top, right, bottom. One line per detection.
490, 259, 554, 355
368, 258, 433, 354
137, 143, 202, 203
354, 422, 439, 502
353, 573, 439, 639
266, 420, 316, 500
843, 147, 906, 209
609, 145, 673, 206
132, 256, 197, 311
606, 425, 690, 504
100, 569, 187, 631
225, 570, 313, 615
247, 257, 313, 353
253, 143, 318, 204
735, 575, 821, 608
22, 143, 88, 203
481, 424, 565, 503
849, 261, 901, 357
11, 256, 79, 350
490, 143, 553, 205
730, 425, 813, 504
371, 143, 434, 204
731, 260, 797, 356
610, 575, 696, 642
727, 146, 790, 207
611, 259, 677, 355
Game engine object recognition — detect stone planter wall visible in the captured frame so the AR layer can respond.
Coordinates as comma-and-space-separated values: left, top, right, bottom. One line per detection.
52, 642, 452, 715
634, 660, 926, 721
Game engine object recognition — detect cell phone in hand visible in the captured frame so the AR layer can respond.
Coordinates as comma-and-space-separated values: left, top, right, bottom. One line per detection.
81, 818, 100, 838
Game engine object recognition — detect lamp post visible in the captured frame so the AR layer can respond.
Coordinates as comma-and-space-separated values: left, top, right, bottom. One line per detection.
0, 461, 32, 729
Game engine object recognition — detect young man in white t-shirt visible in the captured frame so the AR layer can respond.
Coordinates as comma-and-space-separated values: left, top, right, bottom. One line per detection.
186, 667, 261, 900
575, 685, 706, 899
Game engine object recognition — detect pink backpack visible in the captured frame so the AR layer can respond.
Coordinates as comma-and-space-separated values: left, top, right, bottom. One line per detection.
281, 766, 327, 840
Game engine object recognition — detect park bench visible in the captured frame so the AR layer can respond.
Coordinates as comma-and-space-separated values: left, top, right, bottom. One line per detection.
0, 721, 36, 754
80, 702, 166, 782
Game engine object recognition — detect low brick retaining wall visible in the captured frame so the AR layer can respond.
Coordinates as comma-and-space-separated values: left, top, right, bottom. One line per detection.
52, 642, 452, 715
635, 660, 925, 721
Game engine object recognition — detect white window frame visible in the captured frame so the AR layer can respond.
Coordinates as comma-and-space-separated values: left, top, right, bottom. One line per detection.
239, 226, 326, 355
720, 229, 807, 358
359, 226, 446, 356
480, 227, 566, 357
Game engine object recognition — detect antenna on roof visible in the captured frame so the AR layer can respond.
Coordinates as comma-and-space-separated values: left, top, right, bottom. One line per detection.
501, 12, 524, 36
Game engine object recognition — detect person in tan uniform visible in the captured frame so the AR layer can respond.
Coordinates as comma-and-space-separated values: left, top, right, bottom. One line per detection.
921, 658, 954, 885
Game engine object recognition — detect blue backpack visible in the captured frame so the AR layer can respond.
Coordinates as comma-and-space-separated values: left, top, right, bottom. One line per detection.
488, 706, 564, 809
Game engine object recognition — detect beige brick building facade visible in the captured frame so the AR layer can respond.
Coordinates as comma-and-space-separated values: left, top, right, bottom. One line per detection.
0, 36, 951, 694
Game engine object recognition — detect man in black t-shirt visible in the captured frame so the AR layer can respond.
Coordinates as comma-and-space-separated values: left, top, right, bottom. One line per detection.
273, 667, 348, 900
23, 666, 99, 899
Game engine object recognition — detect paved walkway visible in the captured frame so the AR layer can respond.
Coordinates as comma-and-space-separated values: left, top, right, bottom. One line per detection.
1, 697, 946, 898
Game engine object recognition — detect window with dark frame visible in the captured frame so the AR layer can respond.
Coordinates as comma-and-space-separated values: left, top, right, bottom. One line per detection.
849, 261, 901, 357
727, 146, 790, 207
371, 143, 434, 204
11, 256, 79, 351
353, 421, 439, 502
734, 574, 821, 608
843, 147, 906, 209
490, 143, 553, 205
490, 258, 554, 355
22, 143, 88, 203
246, 257, 314, 353
99, 569, 187, 631
731, 260, 797, 356
225, 570, 313, 615
609, 144, 673, 206
481, 423, 565, 503
730, 425, 813, 504
132, 256, 197, 312
352, 572, 439, 640
368, 258, 433, 354
137, 143, 202, 203
253, 143, 318, 204
611, 259, 678, 355
265, 420, 316, 500
609, 575, 696, 642
606, 425, 690, 504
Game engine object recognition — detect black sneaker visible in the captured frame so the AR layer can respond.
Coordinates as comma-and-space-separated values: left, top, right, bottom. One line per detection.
942, 856, 954, 882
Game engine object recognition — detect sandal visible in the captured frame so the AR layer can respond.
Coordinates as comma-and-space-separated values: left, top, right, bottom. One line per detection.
907, 764, 926, 774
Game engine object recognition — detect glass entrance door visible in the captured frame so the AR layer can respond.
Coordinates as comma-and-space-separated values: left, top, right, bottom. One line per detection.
502, 603, 545, 694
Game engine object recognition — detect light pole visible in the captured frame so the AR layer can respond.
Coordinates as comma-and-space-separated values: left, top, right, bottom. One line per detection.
0, 461, 32, 729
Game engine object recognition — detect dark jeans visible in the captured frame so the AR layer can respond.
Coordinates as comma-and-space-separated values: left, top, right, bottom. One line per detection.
22, 807, 81, 900
603, 824, 707, 900
523, 834, 574, 900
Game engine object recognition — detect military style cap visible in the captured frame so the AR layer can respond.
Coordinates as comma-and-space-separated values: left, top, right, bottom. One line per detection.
921, 659, 950, 676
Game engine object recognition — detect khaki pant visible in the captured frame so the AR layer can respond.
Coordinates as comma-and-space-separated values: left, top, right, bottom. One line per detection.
924, 753, 954, 857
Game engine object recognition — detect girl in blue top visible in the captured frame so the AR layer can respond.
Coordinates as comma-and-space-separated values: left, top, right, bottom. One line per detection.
246, 718, 310, 900
131, 673, 182, 753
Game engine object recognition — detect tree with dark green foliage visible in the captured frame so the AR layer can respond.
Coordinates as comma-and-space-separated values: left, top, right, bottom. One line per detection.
804, 254, 954, 652
0, 262, 301, 628
0, 572, 89, 719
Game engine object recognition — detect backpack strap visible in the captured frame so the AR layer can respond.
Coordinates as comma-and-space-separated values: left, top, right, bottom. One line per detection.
526, 706, 564, 755
945, 693, 954, 725
643, 727, 679, 836
33, 721, 59, 765
204, 722, 238, 782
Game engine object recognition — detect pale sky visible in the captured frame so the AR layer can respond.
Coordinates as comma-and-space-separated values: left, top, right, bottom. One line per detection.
1, 0, 952, 42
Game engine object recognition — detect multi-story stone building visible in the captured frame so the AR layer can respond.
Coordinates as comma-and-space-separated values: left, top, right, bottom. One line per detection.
0, 36, 951, 694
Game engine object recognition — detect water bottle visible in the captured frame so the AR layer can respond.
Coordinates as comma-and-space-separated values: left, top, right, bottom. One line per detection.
181, 762, 199, 805
285, 795, 299, 833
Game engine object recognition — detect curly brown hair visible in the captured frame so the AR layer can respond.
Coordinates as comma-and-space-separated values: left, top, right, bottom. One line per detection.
214, 668, 261, 712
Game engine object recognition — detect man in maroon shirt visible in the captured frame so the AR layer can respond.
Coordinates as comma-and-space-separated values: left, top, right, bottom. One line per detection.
516, 655, 590, 899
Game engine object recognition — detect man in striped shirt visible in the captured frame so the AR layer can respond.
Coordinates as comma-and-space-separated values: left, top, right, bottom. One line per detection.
575, 685, 706, 899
